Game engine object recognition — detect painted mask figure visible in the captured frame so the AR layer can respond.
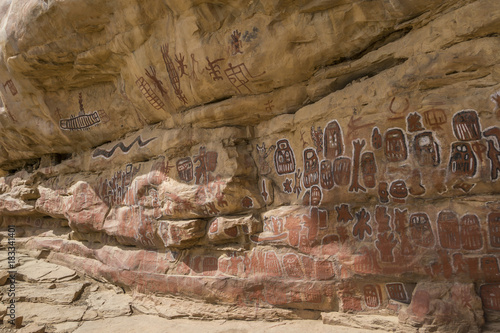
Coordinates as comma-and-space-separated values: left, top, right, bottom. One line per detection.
482, 256, 500, 281
333, 157, 351, 186
282, 253, 303, 278
449, 142, 477, 177
361, 152, 377, 188
407, 112, 424, 132
265, 252, 282, 277
385, 128, 408, 162
176, 157, 193, 182
414, 132, 440, 167
310, 185, 322, 206
371, 127, 382, 150
488, 212, 500, 248
274, 139, 296, 175
389, 180, 408, 203
378, 182, 389, 203
324, 120, 343, 159
460, 214, 482, 251
364, 284, 381, 308
452, 109, 482, 141
303, 148, 319, 188
423, 108, 447, 130
320, 160, 334, 190
386, 283, 408, 303
203, 257, 218, 275
480, 284, 500, 311
409, 213, 435, 248
437, 211, 460, 249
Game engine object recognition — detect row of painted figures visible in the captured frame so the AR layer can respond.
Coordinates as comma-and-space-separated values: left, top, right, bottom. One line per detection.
256, 109, 500, 206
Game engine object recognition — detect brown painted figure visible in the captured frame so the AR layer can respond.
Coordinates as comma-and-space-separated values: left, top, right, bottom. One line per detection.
389, 180, 408, 204
261, 179, 269, 202
264, 99, 274, 111
414, 132, 441, 167
161, 44, 188, 104
386, 283, 409, 303
303, 148, 319, 188
241, 196, 253, 208
408, 169, 426, 196
174, 53, 189, 78
320, 160, 334, 190
371, 127, 382, 150
388, 97, 409, 121
256, 142, 276, 175
230, 30, 243, 55
282, 254, 303, 279
378, 182, 389, 203
353, 208, 372, 240
2, 79, 17, 96
310, 185, 322, 206
205, 56, 225, 81
176, 157, 193, 183
190, 53, 203, 80
480, 284, 500, 311
360, 152, 377, 188
324, 120, 344, 159
449, 142, 477, 177
283, 179, 293, 193
486, 139, 500, 180
459, 214, 482, 251
394, 208, 414, 256
385, 128, 408, 162
135, 76, 165, 110
293, 169, 303, 198
375, 207, 397, 263
203, 257, 218, 276
193, 147, 218, 185
274, 139, 296, 175
336, 204, 353, 223
224, 62, 265, 94
482, 256, 500, 282
265, 252, 283, 277
488, 212, 500, 248
333, 157, 351, 186
437, 211, 460, 249
349, 139, 366, 192
407, 112, 425, 132
364, 285, 381, 308
144, 66, 168, 97
311, 126, 323, 155
452, 110, 482, 141
409, 213, 435, 248
423, 108, 447, 130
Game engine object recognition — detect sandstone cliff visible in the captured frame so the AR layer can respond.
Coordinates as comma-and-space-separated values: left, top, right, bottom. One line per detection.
1, 0, 500, 331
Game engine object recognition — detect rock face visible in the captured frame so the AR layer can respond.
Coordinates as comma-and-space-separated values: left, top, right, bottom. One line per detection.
1, 0, 500, 331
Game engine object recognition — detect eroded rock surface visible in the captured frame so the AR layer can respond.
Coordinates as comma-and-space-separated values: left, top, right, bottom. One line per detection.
1, 0, 500, 332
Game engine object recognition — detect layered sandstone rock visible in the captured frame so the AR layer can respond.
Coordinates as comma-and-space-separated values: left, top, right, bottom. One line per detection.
1, 0, 500, 331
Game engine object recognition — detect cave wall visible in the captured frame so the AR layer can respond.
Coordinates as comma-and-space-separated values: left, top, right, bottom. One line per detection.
1, 0, 500, 331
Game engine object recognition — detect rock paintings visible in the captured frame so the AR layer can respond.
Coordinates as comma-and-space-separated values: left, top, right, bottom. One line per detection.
409, 213, 435, 248
324, 120, 344, 159
384, 129, 407, 162
59, 93, 102, 131
176, 157, 194, 183
274, 139, 296, 175
414, 132, 440, 167
303, 148, 319, 188
452, 110, 482, 141
449, 142, 477, 177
